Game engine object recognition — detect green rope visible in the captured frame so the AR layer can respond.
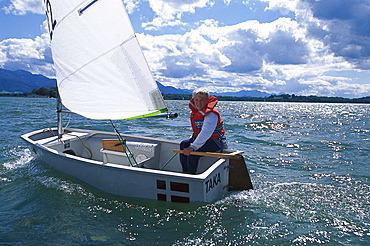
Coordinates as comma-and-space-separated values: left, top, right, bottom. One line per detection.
160, 153, 178, 170
109, 121, 180, 170
109, 120, 138, 167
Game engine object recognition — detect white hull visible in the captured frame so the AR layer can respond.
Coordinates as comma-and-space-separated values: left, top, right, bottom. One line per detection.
21, 128, 252, 203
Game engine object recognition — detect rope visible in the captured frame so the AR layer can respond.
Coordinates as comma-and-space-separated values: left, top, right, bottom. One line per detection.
160, 153, 178, 170
65, 133, 93, 159
109, 120, 138, 167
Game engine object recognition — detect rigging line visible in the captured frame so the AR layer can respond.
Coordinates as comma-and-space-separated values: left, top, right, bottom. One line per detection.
65, 133, 93, 159
64, 113, 71, 129
109, 120, 138, 167
159, 153, 178, 171
51, 112, 71, 137
44, 128, 56, 136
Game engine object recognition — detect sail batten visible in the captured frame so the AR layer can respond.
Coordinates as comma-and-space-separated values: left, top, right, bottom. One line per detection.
46, 0, 166, 120
78, 0, 100, 15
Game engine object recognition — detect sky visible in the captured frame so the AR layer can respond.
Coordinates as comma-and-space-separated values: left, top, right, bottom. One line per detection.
0, 0, 370, 98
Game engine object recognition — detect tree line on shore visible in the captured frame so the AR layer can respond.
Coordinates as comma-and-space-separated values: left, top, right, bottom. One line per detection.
1, 86, 370, 104
163, 93, 370, 103
0, 87, 58, 98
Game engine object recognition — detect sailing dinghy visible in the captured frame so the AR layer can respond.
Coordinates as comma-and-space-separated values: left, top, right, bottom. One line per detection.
21, 0, 253, 203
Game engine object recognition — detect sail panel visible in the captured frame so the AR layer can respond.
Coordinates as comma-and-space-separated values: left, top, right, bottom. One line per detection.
47, 0, 166, 119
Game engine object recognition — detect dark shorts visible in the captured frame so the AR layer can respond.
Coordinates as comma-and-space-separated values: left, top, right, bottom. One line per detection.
179, 138, 221, 174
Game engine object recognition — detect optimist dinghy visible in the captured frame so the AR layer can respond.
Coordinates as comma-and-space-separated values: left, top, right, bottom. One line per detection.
21, 0, 253, 203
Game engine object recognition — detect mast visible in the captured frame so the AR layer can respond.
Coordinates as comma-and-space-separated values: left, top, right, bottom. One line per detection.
57, 96, 63, 139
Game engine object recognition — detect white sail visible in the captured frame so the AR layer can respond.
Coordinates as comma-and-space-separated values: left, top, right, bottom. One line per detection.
45, 0, 167, 119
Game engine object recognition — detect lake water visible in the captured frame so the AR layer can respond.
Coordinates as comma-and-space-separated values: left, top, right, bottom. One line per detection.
1, 97, 369, 245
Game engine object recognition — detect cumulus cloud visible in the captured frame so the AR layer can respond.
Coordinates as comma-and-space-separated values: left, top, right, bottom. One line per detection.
262, 0, 299, 14
136, 0, 370, 98
3, 0, 44, 15
1, 0, 370, 98
0, 32, 54, 76
259, 0, 370, 69
137, 21, 231, 80
143, 0, 214, 30
302, 0, 370, 69
123, 0, 140, 14
138, 14, 323, 94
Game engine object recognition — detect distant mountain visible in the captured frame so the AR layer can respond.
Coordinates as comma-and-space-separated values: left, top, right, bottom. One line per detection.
156, 82, 192, 95
214, 90, 270, 98
0, 68, 56, 93
156, 82, 270, 98
0, 68, 269, 97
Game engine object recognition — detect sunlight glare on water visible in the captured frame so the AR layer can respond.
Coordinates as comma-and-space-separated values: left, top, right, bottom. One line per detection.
0, 98, 369, 245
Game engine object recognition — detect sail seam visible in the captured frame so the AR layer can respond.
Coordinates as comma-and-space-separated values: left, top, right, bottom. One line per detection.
58, 35, 136, 88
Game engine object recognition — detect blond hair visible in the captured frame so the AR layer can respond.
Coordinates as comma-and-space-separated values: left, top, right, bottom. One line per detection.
192, 88, 209, 98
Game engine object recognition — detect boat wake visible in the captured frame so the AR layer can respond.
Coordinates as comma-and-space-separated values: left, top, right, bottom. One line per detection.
1, 146, 94, 198
36, 174, 95, 198
219, 180, 369, 241
2, 147, 33, 171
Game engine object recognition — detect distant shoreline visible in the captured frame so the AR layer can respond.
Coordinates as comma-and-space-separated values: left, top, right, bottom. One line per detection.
162, 93, 370, 104
2, 92, 369, 104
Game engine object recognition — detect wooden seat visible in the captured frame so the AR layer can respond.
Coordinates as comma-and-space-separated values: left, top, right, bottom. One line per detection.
100, 139, 160, 168
101, 139, 126, 152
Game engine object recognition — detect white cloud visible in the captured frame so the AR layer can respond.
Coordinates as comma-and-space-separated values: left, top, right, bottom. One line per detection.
143, 0, 214, 29
261, 0, 299, 14
1, 0, 370, 98
123, 0, 140, 14
136, 6, 370, 98
3, 0, 44, 15
0, 32, 53, 76
297, 78, 370, 98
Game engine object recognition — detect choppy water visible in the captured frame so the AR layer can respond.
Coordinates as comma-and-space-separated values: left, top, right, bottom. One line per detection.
1, 97, 369, 245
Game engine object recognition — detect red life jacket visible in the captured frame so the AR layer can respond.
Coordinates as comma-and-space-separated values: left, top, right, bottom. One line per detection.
189, 96, 225, 139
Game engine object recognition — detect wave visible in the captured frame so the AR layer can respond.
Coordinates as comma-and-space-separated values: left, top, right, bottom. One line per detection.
245, 120, 289, 131
220, 181, 370, 237
2, 147, 33, 171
